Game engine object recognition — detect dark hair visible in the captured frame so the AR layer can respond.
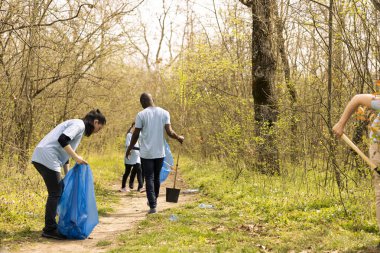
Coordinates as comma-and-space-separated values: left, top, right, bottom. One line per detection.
83, 109, 106, 136
140, 93, 153, 108
127, 122, 135, 134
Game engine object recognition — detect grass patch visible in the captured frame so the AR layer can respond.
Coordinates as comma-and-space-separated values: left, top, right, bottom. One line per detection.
96, 240, 112, 247
111, 157, 380, 252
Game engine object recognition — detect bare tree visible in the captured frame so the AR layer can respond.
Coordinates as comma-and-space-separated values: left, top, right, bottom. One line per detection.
122, 1, 172, 72
273, 0, 298, 162
0, 0, 139, 171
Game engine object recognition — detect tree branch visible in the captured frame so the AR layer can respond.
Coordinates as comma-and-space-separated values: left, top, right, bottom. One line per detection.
308, 0, 329, 9
0, 3, 94, 34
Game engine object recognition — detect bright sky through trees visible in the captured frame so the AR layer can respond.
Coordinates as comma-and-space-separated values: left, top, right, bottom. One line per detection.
122, 0, 230, 67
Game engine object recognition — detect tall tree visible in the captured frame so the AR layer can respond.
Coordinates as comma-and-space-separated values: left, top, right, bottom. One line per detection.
239, 0, 279, 174
273, 0, 298, 162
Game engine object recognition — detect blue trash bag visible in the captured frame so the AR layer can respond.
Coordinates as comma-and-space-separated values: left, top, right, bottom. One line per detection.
160, 141, 174, 183
57, 163, 99, 239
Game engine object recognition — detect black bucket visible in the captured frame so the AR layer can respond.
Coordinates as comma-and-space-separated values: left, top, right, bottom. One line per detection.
166, 188, 181, 203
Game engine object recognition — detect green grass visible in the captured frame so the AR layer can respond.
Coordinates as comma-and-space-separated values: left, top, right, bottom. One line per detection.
111, 157, 380, 252
96, 240, 112, 247
0, 151, 123, 246
2, 152, 380, 252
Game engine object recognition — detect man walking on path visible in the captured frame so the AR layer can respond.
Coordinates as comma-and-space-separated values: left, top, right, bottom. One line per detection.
126, 93, 184, 214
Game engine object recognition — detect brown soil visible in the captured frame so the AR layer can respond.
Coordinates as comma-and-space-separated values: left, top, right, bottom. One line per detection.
3, 174, 196, 253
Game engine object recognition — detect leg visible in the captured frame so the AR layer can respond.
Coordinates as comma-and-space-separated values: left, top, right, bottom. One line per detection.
129, 165, 137, 189
134, 163, 143, 190
121, 164, 132, 189
33, 162, 62, 232
142, 158, 156, 208
141, 163, 145, 186
153, 158, 164, 199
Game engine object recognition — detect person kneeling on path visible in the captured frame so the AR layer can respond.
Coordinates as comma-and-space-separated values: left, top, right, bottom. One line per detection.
333, 94, 380, 244
32, 109, 106, 240
126, 93, 184, 214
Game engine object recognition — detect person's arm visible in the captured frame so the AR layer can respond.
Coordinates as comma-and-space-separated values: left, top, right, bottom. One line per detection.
332, 94, 374, 137
126, 128, 141, 158
63, 162, 69, 175
63, 145, 87, 164
165, 124, 184, 143
58, 134, 87, 164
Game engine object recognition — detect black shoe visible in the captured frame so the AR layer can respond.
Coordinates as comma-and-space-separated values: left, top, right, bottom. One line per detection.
41, 229, 66, 240
148, 208, 157, 214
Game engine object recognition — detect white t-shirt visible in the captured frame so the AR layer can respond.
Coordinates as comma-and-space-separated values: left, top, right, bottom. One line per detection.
124, 132, 140, 164
32, 119, 85, 172
135, 106, 170, 159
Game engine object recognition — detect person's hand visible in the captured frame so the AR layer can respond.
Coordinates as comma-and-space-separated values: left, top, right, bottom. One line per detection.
332, 123, 344, 138
125, 149, 131, 159
75, 156, 88, 165
177, 135, 184, 144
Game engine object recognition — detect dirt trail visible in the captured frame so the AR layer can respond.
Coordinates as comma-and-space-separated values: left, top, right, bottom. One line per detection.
4, 176, 196, 253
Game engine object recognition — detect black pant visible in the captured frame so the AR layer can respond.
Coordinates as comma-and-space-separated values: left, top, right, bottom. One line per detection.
122, 163, 143, 190
132, 163, 144, 189
141, 158, 164, 208
33, 162, 62, 232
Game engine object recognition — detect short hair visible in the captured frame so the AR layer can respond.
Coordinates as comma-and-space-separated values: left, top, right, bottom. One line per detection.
140, 93, 153, 108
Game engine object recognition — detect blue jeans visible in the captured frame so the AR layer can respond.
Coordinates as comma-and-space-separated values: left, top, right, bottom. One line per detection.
141, 158, 164, 208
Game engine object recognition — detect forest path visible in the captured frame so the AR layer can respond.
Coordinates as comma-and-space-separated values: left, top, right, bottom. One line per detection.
8, 174, 196, 253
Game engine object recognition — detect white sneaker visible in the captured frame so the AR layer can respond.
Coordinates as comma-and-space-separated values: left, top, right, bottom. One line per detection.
139, 188, 146, 193
119, 188, 128, 192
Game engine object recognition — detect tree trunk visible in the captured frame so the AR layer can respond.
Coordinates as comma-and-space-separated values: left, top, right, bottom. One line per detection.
273, 0, 298, 163
250, 0, 280, 174
371, 0, 380, 12
327, 0, 341, 187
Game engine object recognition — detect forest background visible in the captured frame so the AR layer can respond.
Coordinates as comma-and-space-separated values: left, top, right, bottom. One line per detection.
2, 0, 380, 251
